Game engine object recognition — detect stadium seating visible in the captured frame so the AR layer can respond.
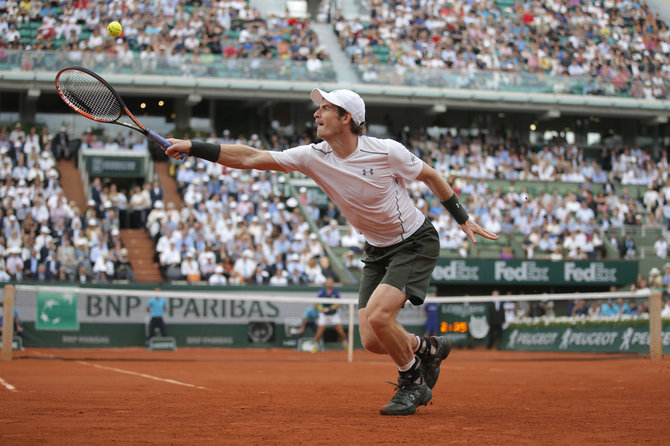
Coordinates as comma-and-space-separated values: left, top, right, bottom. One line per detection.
1, 0, 669, 287
334, 0, 670, 99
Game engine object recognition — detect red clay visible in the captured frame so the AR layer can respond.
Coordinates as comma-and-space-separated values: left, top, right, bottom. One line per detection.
1, 347, 669, 445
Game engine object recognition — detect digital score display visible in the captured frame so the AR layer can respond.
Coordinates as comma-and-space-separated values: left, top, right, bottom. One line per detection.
440, 321, 468, 333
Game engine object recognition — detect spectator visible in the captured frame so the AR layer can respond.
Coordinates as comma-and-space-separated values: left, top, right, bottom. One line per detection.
619, 233, 636, 259
0, 262, 10, 282
249, 264, 269, 284
318, 256, 340, 282
342, 249, 364, 271
307, 233, 324, 258
233, 249, 257, 283
23, 246, 41, 279
90, 177, 102, 210
9, 123, 25, 145
615, 298, 631, 316
500, 245, 514, 259
52, 126, 70, 160
5, 247, 23, 280
288, 266, 309, 285
114, 247, 136, 281
149, 179, 164, 206
319, 219, 341, 248
181, 249, 201, 283
304, 256, 326, 285
566, 299, 583, 317
269, 268, 288, 286
209, 265, 228, 285
56, 237, 77, 279
128, 185, 149, 228
92, 251, 114, 281
663, 263, 670, 287
654, 235, 668, 259
600, 299, 617, 318
662, 299, 670, 318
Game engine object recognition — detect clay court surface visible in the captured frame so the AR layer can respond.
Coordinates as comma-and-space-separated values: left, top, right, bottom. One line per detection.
1, 347, 669, 445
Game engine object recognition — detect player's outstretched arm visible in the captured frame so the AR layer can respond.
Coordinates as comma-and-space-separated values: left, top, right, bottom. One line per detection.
166, 138, 282, 171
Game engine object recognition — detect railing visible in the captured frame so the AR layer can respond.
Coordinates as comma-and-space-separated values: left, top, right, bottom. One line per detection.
1, 49, 667, 100
352, 63, 647, 97
0, 50, 338, 83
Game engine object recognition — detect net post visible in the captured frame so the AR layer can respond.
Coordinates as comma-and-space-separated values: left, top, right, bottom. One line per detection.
2, 284, 15, 361
649, 289, 663, 360
347, 301, 354, 363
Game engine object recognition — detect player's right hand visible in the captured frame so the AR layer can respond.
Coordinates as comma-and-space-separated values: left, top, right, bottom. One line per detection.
460, 219, 499, 244
166, 138, 191, 160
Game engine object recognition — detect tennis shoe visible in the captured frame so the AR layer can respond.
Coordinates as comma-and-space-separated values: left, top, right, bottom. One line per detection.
380, 377, 432, 416
418, 336, 452, 389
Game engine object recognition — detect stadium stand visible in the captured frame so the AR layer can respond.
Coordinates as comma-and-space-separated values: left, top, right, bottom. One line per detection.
1, 0, 336, 81
335, 0, 670, 98
1, 112, 668, 286
0, 0, 669, 290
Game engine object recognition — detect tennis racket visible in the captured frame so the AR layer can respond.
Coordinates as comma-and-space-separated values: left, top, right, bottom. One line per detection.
55, 66, 184, 159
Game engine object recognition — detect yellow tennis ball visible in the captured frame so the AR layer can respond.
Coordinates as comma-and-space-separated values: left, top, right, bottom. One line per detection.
107, 21, 122, 37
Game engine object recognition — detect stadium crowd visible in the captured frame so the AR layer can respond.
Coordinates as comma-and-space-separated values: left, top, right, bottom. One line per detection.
0, 0, 336, 81
333, 0, 670, 98
143, 122, 669, 287
2, 0, 670, 97
1, 112, 669, 289
402, 128, 670, 261
0, 122, 135, 284
154, 128, 355, 285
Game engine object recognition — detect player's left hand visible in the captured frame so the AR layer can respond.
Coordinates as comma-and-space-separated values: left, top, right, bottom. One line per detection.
460, 219, 499, 244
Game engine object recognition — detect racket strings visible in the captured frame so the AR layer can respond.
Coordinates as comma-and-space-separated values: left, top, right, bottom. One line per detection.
58, 70, 123, 122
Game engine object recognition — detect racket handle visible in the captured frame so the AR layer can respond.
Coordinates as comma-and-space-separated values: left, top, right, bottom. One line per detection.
147, 130, 185, 160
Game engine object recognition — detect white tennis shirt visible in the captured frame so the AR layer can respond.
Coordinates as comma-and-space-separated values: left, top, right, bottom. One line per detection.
270, 136, 425, 247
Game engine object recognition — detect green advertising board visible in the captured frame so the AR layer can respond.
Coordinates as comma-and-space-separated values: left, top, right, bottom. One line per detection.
83, 152, 146, 178
13, 289, 368, 349
431, 259, 637, 286
35, 291, 79, 330
500, 323, 670, 354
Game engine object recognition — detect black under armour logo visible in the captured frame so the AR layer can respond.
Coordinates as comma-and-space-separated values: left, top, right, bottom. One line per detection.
362, 168, 374, 176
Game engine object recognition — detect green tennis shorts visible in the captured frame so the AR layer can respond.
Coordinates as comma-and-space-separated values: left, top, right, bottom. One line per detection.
358, 218, 440, 309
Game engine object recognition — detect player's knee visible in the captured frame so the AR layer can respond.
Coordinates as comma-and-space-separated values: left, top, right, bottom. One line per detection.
366, 307, 392, 332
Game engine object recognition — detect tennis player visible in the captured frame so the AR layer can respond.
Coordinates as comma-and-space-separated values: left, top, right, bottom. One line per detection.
166, 88, 498, 415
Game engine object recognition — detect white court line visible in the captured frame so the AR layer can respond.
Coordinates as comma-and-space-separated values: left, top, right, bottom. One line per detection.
76, 361, 209, 390
0, 376, 17, 392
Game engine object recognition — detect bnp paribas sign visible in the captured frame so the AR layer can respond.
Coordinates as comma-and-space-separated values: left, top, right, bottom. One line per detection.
432, 259, 636, 286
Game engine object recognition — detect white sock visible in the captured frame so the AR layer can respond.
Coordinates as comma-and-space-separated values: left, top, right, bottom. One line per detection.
412, 335, 421, 353
398, 357, 417, 373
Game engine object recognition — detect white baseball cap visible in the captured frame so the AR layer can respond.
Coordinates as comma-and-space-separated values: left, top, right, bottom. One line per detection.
310, 88, 365, 125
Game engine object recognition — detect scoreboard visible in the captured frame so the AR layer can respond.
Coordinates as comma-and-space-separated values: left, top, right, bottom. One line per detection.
439, 302, 489, 345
